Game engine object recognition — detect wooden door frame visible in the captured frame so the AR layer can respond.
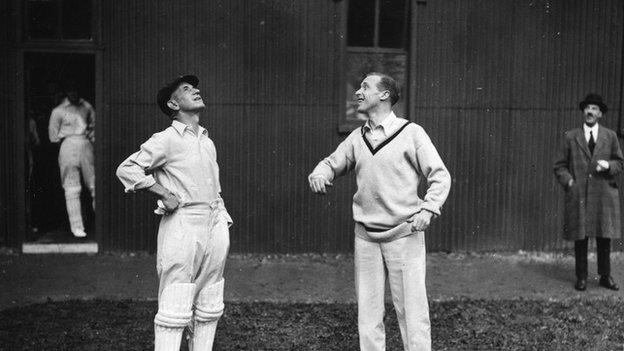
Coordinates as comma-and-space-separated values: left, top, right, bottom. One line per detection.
13, 0, 104, 250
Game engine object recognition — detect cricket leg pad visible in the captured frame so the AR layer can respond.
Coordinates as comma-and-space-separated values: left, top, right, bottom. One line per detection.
154, 283, 195, 351
64, 186, 85, 235
189, 279, 225, 351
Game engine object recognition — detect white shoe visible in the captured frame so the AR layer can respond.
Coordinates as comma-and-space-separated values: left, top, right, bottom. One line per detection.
72, 229, 87, 238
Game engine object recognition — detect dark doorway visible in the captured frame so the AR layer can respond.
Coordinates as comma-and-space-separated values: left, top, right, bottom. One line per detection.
25, 52, 95, 243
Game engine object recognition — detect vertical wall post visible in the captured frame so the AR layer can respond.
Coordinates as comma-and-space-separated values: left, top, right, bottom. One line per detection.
408, 0, 425, 121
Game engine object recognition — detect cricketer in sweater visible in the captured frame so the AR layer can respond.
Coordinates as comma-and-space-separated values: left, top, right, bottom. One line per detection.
308, 73, 451, 351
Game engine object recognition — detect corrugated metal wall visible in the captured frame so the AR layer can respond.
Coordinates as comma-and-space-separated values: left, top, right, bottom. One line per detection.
99, 0, 624, 252
100, 0, 356, 252
0, 1, 19, 248
413, 0, 624, 251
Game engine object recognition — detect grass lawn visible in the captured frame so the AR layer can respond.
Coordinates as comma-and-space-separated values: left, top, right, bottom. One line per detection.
1, 298, 623, 350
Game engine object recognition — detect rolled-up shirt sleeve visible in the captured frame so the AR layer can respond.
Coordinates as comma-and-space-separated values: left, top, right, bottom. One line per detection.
88, 105, 96, 130
48, 109, 62, 143
87, 104, 96, 142
116, 133, 167, 193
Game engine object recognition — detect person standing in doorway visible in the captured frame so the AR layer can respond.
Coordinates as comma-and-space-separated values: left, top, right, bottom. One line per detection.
554, 93, 623, 291
116, 75, 232, 351
48, 82, 95, 238
308, 72, 451, 351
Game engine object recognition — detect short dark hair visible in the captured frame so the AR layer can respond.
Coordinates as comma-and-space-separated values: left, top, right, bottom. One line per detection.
366, 72, 400, 106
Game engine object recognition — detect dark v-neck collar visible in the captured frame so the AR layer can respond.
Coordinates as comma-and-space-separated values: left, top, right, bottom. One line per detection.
361, 121, 411, 155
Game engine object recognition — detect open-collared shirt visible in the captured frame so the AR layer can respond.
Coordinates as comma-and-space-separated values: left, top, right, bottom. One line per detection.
48, 98, 95, 143
116, 120, 222, 204
362, 111, 401, 147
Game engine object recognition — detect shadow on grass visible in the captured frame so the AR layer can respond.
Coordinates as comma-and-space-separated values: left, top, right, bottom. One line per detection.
517, 260, 574, 285
1, 299, 624, 350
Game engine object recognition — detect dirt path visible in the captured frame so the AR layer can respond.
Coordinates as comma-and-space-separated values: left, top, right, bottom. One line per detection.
1, 251, 623, 310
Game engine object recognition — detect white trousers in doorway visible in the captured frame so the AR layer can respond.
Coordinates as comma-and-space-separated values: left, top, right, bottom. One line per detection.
58, 135, 95, 234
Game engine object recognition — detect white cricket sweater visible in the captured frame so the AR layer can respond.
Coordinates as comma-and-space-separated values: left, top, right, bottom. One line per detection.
310, 117, 451, 242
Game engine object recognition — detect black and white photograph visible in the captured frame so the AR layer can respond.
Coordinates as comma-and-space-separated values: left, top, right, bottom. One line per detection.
1, 0, 624, 350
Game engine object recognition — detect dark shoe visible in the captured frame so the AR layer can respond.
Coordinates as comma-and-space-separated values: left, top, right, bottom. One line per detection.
574, 278, 587, 291
599, 276, 619, 291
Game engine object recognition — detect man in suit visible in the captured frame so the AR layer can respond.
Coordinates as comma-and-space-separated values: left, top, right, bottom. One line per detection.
554, 93, 623, 291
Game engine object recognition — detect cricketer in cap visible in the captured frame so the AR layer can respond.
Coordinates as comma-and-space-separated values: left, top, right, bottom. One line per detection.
117, 75, 232, 351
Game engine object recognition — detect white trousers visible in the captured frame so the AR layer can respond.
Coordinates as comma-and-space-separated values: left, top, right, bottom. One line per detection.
156, 203, 230, 294
155, 201, 230, 351
355, 232, 431, 351
58, 136, 95, 233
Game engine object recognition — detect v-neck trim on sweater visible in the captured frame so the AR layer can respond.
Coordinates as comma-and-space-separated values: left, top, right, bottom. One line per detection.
361, 121, 411, 155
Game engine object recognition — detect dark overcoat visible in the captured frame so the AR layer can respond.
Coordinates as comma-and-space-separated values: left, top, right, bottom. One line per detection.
554, 125, 624, 241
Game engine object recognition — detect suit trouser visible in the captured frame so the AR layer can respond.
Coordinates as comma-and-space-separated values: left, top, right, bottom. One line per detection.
575, 236, 611, 279
154, 201, 230, 351
355, 232, 430, 351
58, 136, 95, 233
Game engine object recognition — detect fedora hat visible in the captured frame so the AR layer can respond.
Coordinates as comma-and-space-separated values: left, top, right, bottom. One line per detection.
579, 93, 607, 113
156, 75, 199, 117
